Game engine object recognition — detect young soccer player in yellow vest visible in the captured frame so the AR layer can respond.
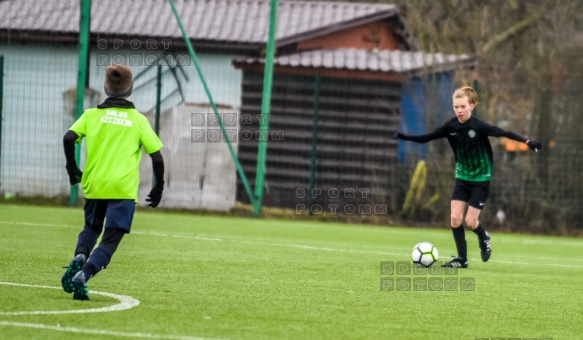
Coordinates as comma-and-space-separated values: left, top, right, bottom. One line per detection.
61, 64, 164, 300
393, 87, 542, 268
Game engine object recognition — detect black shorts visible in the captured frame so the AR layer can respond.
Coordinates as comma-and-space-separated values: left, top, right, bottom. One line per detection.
451, 179, 490, 210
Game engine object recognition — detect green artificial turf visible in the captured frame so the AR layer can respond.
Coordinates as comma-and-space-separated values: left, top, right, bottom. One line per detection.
0, 204, 581, 339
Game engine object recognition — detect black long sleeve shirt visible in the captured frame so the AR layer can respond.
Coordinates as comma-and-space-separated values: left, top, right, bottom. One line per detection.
401, 116, 528, 181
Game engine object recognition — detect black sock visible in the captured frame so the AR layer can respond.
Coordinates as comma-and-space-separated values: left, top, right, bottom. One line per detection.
75, 227, 101, 259
82, 228, 125, 280
472, 224, 488, 240
74, 246, 90, 260
451, 226, 467, 260
81, 262, 99, 281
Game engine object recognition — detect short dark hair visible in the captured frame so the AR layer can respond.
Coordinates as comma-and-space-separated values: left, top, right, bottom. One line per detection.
104, 64, 133, 98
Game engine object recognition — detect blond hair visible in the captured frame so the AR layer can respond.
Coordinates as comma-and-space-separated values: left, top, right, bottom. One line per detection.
453, 86, 478, 106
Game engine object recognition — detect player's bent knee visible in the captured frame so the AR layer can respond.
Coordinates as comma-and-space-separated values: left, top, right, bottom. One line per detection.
451, 216, 463, 228
465, 218, 478, 229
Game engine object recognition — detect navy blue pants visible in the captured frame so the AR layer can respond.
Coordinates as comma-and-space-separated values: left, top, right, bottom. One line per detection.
83, 199, 136, 233
75, 199, 135, 278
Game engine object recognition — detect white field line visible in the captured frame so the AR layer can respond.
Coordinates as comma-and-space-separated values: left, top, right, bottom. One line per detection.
2, 221, 583, 267
0, 221, 76, 228
0, 321, 223, 340
114, 230, 583, 268
0, 283, 223, 339
0, 282, 139, 315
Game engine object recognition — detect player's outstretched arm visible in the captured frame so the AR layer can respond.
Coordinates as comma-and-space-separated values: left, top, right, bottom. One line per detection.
146, 151, 165, 208
479, 122, 542, 152
391, 125, 447, 144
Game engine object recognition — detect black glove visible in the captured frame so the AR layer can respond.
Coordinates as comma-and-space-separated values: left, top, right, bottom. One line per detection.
65, 164, 82, 185
392, 131, 407, 140
146, 180, 164, 208
526, 140, 542, 152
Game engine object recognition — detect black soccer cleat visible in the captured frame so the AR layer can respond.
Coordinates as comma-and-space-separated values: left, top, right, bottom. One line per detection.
479, 232, 492, 262
72, 271, 89, 301
441, 256, 468, 268
61, 254, 86, 293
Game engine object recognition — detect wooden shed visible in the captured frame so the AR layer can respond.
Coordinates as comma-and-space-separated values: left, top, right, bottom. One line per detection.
234, 50, 474, 212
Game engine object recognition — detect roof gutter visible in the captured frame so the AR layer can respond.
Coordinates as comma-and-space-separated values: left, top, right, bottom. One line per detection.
0, 30, 262, 54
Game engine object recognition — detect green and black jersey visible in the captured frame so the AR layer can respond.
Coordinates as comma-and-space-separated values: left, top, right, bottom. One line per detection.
401, 116, 528, 181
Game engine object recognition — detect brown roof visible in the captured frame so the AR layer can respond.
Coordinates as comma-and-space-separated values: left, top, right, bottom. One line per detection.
0, 0, 416, 49
235, 48, 475, 74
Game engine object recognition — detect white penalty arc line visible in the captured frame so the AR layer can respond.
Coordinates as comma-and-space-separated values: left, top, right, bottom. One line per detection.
0, 283, 223, 340
0, 282, 140, 315
0, 321, 223, 340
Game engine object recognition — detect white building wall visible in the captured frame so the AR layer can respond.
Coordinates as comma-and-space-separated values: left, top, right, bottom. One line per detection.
0, 43, 242, 210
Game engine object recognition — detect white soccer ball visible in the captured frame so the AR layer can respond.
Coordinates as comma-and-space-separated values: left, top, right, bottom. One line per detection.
411, 242, 439, 267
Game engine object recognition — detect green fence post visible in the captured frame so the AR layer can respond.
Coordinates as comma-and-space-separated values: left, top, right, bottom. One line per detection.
152, 63, 162, 187
155, 63, 162, 135
0, 56, 4, 189
70, 0, 91, 207
308, 73, 321, 216
253, 0, 278, 217
167, 0, 255, 206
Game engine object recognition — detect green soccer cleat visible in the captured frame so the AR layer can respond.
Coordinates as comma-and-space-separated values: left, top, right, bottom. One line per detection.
72, 271, 89, 300
61, 254, 86, 293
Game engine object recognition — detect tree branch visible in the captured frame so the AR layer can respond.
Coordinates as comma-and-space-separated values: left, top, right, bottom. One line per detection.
481, 13, 543, 54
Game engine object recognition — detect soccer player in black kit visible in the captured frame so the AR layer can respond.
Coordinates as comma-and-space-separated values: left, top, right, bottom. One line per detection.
393, 87, 542, 268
